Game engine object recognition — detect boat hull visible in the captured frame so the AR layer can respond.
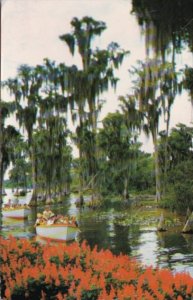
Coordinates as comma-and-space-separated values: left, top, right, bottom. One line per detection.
36, 225, 78, 241
2, 208, 30, 219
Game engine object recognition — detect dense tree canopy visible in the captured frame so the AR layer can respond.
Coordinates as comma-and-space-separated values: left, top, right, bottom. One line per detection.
1, 9, 193, 210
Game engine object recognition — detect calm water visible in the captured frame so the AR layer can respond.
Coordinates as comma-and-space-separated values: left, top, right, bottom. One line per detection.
1, 189, 193, 276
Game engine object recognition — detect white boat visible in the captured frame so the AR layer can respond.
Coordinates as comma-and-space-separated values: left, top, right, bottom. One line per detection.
2, 207, 31, 219
36, 224, 79, 242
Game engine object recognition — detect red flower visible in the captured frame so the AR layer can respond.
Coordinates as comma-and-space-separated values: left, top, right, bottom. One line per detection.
5, 288, 11, 300
1, 236, 193, 300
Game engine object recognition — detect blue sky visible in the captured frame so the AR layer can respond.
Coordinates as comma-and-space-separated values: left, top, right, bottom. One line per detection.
2, 0, 193, 153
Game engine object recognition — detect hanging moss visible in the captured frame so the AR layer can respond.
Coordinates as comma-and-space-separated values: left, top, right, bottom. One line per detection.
132, 0, 193, 59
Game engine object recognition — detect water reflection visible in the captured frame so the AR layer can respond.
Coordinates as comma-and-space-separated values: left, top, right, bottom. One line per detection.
113, 224, 131, 255
1, 189, 193, 276
1, 216, 35, 239
135, 228, 158, 267
156, 230, 193, 273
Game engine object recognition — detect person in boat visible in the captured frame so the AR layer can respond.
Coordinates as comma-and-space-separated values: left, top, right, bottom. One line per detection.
42, 206, 55, 220
4, 199, 16, 209
69, 216, 79, 227
4, 199, 12, 208
47, 215, 57, 225
12, 198, 19, 207
23, 203, 30, 209
55, 216, 68, 224
34, 213, 47, 227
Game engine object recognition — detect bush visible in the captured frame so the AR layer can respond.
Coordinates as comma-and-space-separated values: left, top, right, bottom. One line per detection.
169, 160, 193, 211
160, 192, 176, 210
1, 236, 193, 299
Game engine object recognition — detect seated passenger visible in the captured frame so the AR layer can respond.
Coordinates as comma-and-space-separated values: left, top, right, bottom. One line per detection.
47, 215, 57, 225
43, 206, 55, 220
12, 198, 19, 206
34, 213, 46, 227
56, 216, 68, 224
70, 216, 78, 227
23, 203, 30, 209
4, 199, 12, 208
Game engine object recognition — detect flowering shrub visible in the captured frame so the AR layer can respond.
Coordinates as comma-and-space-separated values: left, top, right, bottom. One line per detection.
0, 236, 193, 299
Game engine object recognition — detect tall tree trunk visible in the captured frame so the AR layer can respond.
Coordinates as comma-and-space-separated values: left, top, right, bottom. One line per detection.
0, 151, 2, 233
24, 174, 27, 193
0, 163, 3, 205
0, 118, 2, 205
162, 49, 175, 195
78, 114, 84, 206
153, 132, 161, 202
89, 99, 97, 132
89, 98, 98, 200
46, 181, 52, 204
123, 176, 129, 201
0, 108, 3, 232
29, 143, 37, 206
163, 110, 170, 196
0, 2, 2, 209
78, 147, 84, 206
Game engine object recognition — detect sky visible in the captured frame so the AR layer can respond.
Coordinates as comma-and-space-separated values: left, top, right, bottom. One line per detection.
2, 0, 193, 154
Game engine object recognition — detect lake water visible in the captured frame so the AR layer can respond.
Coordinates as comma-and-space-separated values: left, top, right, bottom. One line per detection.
1, 189, 193, 277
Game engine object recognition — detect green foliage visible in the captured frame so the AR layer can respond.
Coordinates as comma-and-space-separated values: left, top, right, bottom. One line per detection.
34, 123, 72, 195
158, 124, 193, 211
2, 125, 21, 177
59, 17, 129, 198
170, 160, 193, 211
183, 66, 193, 96
160, 193, 176, 210
9, 156, 31, 189
3, 14, 191, 207
96, 112, 155, 198
130, 152, 155, 191
168, 124, 193, 166
132, 0, 193, 55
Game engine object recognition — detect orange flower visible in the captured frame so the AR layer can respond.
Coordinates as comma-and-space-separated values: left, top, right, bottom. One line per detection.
112, 267, 130, 282
109, 286, 116, 299
55, 277, 60, 286
56, 292, 64, 300
156, 269, 174, 297
1, 235, 193, 300
174, 272, 193, 294
117, 284, 136, 299
30, 266, 40, 279
5, 288, 11, 299
98, 273, 106, 290
98, 288, 111, 300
